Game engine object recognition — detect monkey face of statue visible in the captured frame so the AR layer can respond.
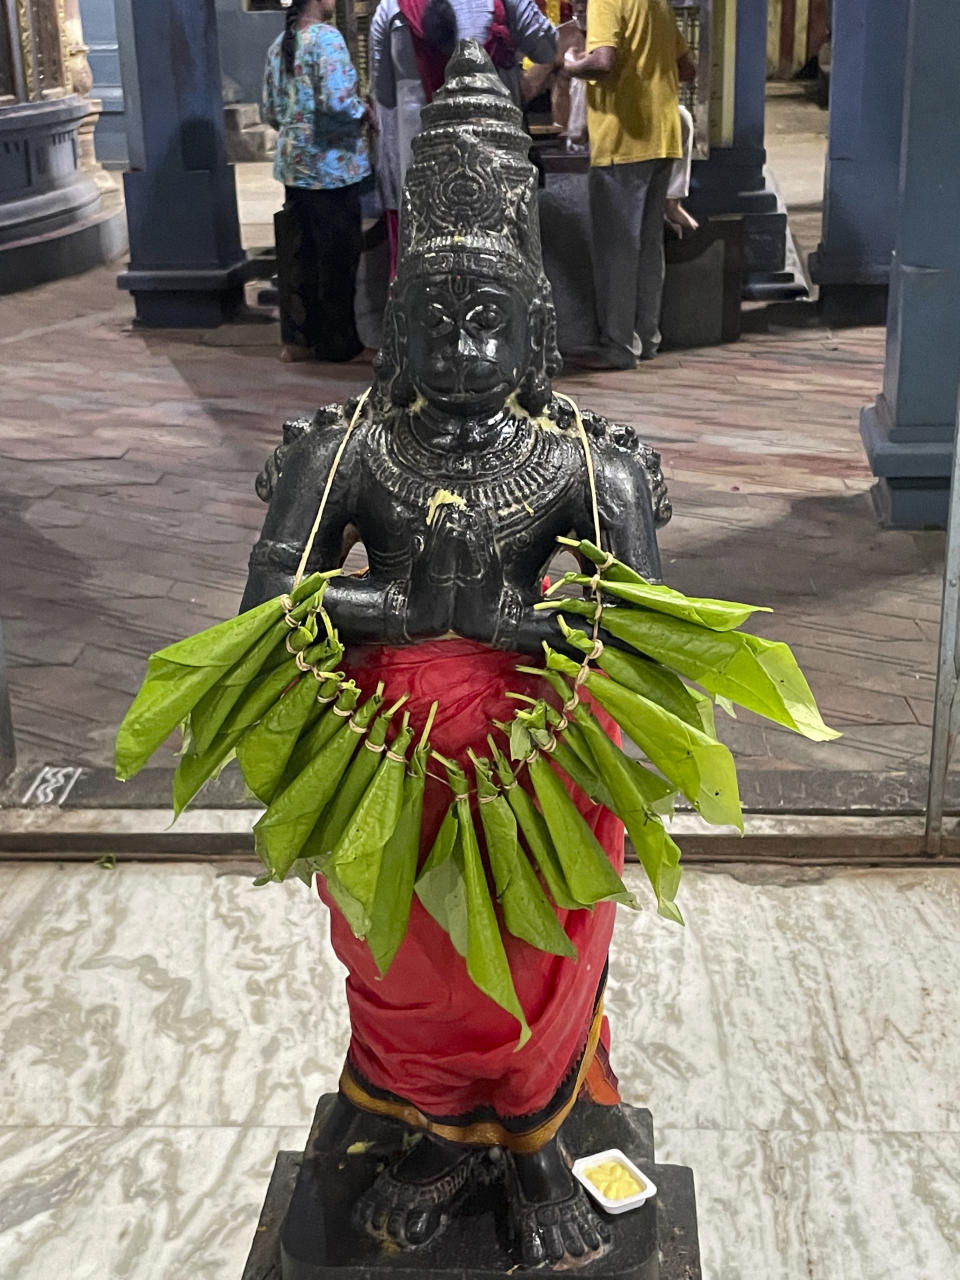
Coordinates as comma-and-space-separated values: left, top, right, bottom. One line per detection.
403, 272, 530, 417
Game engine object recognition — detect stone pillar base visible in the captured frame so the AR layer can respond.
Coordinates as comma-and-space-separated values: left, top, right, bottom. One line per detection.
808, 246, 890, 325
860, 399, 952, 529
117, 259, 252, 327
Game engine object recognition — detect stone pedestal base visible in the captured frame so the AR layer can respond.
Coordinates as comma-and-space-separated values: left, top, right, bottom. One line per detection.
241, 1096, 700, 1280
688, 147, 804, 299
0, 94, 128, 293
860, 399, 952, 529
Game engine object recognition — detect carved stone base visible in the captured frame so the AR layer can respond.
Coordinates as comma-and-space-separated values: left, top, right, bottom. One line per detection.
241, 1096, 700, 1280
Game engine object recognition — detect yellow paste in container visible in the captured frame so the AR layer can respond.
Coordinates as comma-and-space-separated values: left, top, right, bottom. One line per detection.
585, 1160, 646, 1201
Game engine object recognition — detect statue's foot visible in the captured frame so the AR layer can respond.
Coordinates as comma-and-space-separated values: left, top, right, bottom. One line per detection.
508, 1141, 611, 1270
353, 1135, 495, 1250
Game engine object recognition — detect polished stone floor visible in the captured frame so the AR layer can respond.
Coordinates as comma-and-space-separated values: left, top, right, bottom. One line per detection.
0, 860, 957, 1280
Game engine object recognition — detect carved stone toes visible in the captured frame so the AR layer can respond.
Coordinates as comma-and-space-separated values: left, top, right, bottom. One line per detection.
512, 1184, 611, 1270
352, 1149, 487, 1251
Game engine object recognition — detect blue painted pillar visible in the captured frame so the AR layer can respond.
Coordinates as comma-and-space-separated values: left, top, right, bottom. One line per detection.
689, 0, 793, 297
859, 0, 960, 529
808, 0, 909, 321
115, 0, 248, 326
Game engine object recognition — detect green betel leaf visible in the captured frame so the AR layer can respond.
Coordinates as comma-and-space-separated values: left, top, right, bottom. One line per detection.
564, 720, 675, 817
570, 704, 684, 924
545, 648, 743, 831
153, 572, 325, 668
189, 617, 337, 757
562, 575, 769, 631
283, 681, 360, 784
557, 616, 708, 731
235, 675, 324, 805
548, 732, 618, 813
445, 765, 531, 1049
253, 693, 381, 879
527, 752, 636, 909
172, 662, 301, 814
368, 744, 428, 977
116, 658, 227, 781
312, 698, 402, 862
172, 726, 245, 818
328, 725, 414, 937
415, 802, 469, 956
529, 667, 677, 818
559, 602, 839, 743
473, 755, 576, 961
489, 738, 581, 913
554, 544, 765, 630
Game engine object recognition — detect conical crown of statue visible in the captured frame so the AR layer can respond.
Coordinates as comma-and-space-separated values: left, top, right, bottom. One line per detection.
375, 41, 560, 415
397, 40, 545, 286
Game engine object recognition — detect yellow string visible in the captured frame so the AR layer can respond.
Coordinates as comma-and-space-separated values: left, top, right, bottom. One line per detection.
552, 391, 606, 704
553, 391, 602, 551
293, 388, 372, 588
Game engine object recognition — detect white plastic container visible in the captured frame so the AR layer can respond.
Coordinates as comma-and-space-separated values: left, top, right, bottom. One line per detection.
571, 1148, 657, 1215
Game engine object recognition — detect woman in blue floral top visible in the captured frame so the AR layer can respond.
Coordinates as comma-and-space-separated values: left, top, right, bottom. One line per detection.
263, 0, 374, 362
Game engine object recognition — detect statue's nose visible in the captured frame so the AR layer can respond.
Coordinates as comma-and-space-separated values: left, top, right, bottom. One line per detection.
456, 328, 481, 358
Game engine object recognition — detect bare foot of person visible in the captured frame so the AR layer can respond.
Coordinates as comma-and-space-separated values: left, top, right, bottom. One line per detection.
665, 198, 699, 238
507, 1138, 611, 1270
280, 342, 314, 363
353, 1135, 494, 1250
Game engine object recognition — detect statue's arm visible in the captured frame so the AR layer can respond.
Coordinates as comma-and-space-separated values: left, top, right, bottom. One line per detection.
240, 424, 395, 640
241, 418, 443, 644
494, 435, 665, 656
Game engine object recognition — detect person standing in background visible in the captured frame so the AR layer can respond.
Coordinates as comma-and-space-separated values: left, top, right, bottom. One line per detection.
263, 0, 375, 362
370, 0, 560, 278
565, 0, 694, 369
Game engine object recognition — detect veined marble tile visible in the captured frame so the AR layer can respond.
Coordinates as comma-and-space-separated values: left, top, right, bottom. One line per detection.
606, 865, 960, 1134
0, 1124, 306, 1280
656, 1128, 960, 1280
0, 863, 349, 1128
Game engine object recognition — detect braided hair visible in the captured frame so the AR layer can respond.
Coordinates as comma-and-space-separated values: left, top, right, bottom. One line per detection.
282, 0, 310, 76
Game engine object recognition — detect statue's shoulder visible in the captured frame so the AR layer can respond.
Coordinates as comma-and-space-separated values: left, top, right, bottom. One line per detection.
255, 400, 366, 504
552, 401, 672, 528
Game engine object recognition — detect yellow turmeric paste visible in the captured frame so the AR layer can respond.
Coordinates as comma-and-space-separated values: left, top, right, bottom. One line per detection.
585, 1160, 645, 1200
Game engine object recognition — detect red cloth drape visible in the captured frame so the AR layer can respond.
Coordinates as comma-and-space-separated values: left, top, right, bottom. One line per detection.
397, 0, 517, 103
318, 639, 625, 1126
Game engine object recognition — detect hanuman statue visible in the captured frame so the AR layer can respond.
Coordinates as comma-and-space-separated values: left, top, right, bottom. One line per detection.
242, 42, 670, 1271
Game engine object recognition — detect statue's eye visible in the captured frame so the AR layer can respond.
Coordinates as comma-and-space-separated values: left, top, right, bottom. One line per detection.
468, 303, 505, 332
426, 304, 454, 334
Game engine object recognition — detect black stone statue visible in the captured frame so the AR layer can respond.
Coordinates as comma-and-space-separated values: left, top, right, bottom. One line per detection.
240, 43, 693, 1278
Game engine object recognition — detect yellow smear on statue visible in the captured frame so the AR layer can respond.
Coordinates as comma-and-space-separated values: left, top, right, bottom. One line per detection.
506, 390, 556, 431
585, 1160, 646, 1201
426, 489, 467, 526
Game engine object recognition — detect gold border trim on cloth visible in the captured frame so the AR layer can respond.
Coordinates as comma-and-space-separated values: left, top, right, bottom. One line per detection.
339, 996, 606, 1155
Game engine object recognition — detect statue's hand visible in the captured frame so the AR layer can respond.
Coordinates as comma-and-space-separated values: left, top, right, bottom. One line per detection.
405, 549, 456, 640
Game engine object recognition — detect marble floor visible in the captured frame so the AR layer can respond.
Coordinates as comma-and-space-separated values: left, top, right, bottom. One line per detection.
0, 862, 958, 1279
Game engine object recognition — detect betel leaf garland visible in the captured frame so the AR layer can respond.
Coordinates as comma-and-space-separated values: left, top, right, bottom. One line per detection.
116, 533, 837, 1042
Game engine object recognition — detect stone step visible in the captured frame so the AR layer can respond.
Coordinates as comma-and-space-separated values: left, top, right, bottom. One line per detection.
223, 100, 261, 132
226, 122, 277, 164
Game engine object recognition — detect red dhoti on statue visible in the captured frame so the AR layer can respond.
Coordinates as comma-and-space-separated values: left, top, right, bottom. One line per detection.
319, 639, 624, 1152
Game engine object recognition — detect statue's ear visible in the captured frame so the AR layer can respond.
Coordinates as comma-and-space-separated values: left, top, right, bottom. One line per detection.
375, 296, 416, 409
517, 296, 554, 416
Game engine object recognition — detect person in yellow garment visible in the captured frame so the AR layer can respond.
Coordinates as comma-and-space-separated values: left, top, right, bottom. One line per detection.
564, 0, 695, 368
